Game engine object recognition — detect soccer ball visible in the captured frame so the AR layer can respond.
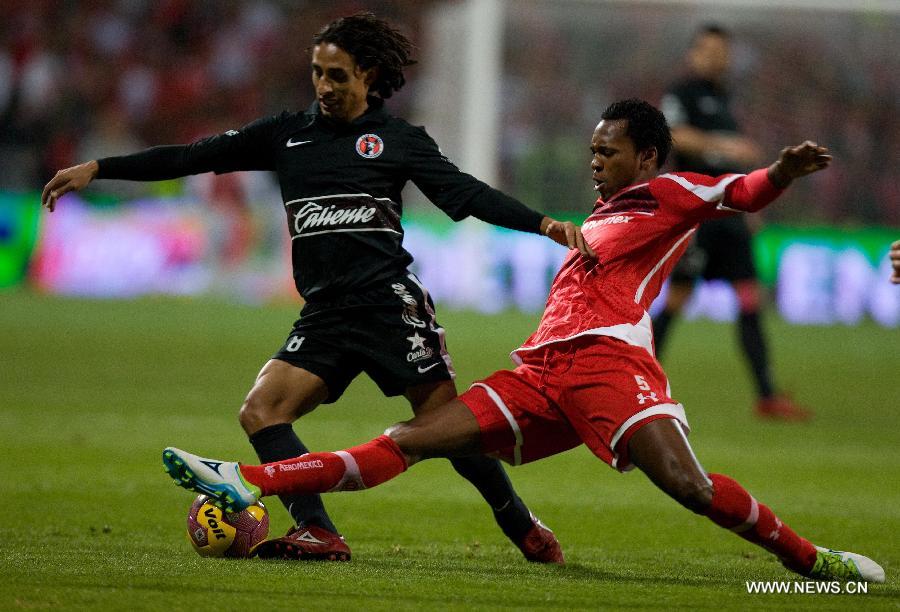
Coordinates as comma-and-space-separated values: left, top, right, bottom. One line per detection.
186, 494, 269, 558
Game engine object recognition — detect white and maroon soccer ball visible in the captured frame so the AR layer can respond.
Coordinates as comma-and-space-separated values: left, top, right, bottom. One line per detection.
186, 494, 269, 558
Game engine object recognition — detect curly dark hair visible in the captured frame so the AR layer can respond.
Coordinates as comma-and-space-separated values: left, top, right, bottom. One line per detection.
601, 98, 673, 167
312, 13, 416, 99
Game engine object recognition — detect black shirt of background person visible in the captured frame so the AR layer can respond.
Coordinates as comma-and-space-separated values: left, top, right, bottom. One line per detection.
662, 77, 742, 176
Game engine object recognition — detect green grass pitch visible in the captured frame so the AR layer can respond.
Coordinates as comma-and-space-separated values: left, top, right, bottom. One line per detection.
1, 291, 898, 610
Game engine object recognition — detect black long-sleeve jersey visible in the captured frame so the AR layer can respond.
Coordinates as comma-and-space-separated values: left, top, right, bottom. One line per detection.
97, 98, 544, 303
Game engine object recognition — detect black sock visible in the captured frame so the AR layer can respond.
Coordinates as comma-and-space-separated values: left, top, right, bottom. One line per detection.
738, 311, 775, 398
449, 456, 533, 542
248, 423, 338, 534
652, 309, 677, 358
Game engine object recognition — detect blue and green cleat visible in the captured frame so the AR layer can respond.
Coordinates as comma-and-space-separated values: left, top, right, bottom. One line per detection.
162, 447, 261, 513
806, 546, 885, 583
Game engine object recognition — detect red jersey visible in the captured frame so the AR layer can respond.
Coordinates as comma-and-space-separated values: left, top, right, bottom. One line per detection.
513, 169, 782, 362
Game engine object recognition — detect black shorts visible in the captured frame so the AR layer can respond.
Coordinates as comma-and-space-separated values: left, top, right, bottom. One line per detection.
273, 273, 455, 403
671, 215, 757, 283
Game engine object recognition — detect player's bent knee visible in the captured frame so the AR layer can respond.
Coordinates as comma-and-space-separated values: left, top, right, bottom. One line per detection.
385, 399, 481, 462
384, 421, 418, 451
384, 422, 425, 465
383, 422, 403, 439
237, 400, 265, 434
238, 394, 291, 434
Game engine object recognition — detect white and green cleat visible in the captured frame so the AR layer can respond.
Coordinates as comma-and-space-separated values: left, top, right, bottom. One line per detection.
162, 447, 261, 513
807, 546, 885, 583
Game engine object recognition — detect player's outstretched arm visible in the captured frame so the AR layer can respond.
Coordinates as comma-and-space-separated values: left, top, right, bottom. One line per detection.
890, 240, 900, 284
540, 217, 597, 258
721, 142, 831, 214
41, 160, 99, 212
766, 141, 831, 189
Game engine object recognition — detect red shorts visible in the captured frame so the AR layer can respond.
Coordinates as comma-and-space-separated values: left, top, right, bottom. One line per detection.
458, 334, 689, 472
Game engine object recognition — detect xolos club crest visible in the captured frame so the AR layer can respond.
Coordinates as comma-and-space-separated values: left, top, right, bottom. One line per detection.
356, 133, 384, 158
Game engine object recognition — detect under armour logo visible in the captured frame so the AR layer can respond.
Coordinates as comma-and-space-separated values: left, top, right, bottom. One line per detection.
769, 517, 783, 540
636, 392, 658, 405
200, 460, 223, 475
264, 465, 276, 477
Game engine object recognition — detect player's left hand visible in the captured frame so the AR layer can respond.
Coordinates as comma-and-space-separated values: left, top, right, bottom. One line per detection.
768, 141, 831, 188
541, 217, 596, 258
890, 240, 900, 284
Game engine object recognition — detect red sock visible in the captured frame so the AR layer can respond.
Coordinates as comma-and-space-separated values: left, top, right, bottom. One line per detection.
705, 473, 817, 573
239, 435, 408, 497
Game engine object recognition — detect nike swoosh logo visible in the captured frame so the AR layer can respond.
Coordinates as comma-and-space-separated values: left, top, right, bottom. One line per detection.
286, 138, 313, 148
417, 363, 441, 373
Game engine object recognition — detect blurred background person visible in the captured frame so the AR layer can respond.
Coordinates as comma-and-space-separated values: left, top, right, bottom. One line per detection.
654, 24, 811, 421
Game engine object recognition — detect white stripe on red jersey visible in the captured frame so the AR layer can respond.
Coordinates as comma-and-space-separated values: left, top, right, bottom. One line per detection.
657, 173, 742, 204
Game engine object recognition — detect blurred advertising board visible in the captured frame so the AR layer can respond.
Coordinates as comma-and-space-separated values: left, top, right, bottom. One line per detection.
758, 226, 899, 327
30, 197, 211, 297
26, 195, 292, 300
12, 193, 900, 326
0, 193, 41, 288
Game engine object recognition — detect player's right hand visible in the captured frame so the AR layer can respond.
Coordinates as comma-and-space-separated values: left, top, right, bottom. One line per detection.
767, 142, 831, 188
41, 160, 99, 212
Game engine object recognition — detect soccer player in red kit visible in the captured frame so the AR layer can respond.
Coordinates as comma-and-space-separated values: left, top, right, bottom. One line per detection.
163, 99, 884, 581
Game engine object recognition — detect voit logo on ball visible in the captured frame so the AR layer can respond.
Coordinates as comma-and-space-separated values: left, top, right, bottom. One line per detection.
356, 133, 384, 158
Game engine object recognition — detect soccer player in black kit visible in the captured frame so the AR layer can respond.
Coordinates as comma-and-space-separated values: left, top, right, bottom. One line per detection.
41, 13, 592, 563
655, 24, 811, 421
